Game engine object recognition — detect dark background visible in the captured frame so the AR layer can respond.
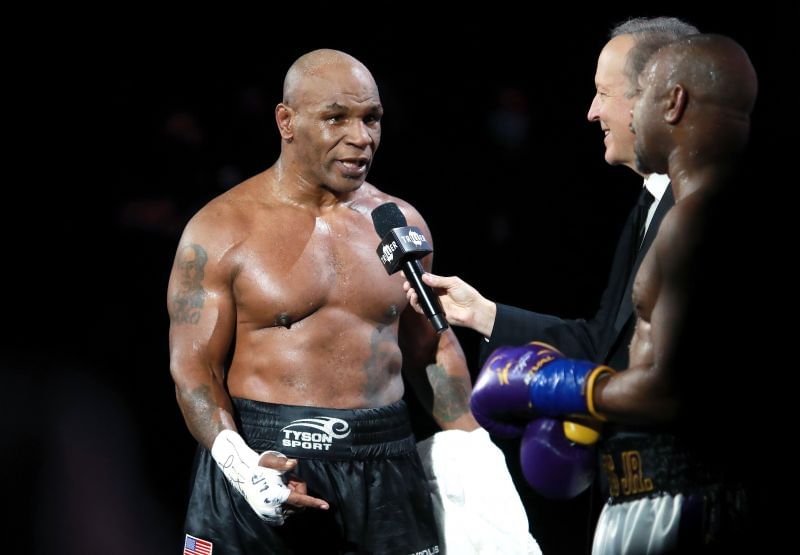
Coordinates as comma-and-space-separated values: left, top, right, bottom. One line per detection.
3, 8, 785, 554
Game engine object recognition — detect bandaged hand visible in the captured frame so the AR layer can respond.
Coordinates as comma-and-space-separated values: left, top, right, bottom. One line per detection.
211, 429, 292, 525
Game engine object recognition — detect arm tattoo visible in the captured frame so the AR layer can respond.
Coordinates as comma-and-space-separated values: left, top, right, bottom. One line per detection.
171, 243, 208, 325
181, 384, 229, 447
426, 363, 470, 423
183, 384, 217, 433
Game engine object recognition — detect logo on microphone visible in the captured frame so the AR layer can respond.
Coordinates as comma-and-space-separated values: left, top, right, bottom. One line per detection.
280, 416, 352, 452
406, 230, 424, 246
375, 226, 432, 276
380, 241, 398, 264
399, 230, 427, 247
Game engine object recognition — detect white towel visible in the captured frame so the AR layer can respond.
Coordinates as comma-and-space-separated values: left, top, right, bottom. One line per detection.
416, 428, 542, 555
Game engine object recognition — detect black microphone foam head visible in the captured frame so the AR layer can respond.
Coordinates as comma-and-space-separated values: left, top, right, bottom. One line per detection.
371, 202, 407, 237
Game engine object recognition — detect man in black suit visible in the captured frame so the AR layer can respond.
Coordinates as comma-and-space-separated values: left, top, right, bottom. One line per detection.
404, 16, 697, 555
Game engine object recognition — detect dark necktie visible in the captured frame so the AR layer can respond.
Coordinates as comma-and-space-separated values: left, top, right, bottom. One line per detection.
634, 188, 655, 251
614, 188, 657, 332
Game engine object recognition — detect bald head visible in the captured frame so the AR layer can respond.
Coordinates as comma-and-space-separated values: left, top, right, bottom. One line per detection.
274, 49, 383, 195
651, 34, 757, 121
283, 49, 377, 107
632, 34, 757, 180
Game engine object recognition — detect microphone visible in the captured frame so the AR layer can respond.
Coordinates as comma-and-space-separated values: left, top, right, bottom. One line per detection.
371, 202, 448, 333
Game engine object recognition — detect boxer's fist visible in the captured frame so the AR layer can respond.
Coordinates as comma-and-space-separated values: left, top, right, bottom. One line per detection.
470, 342, 561, 437
471, 341, 613, 427
520, 417, 599, 500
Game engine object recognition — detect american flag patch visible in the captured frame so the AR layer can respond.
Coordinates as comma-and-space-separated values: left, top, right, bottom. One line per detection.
184, 533, 213, 555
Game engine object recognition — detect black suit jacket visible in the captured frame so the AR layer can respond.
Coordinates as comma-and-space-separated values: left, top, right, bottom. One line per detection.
479, 185, 675, 371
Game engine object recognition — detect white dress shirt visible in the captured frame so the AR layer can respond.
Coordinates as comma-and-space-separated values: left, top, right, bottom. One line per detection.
642, 173, 670, 237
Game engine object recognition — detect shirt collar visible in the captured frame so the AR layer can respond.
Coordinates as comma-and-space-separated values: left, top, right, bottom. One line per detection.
643, 173, 669, 201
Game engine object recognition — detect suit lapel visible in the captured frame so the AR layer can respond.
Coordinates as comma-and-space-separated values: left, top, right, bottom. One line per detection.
611, 185, 676, 336
639, 186, 674, 260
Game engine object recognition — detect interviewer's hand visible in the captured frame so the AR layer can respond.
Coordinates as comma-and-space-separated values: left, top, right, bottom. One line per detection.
404, 272, 497, 337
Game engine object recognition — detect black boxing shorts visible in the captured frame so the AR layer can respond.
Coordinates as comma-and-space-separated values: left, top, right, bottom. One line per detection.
184, 398, 441, 555
594, 432, 750, 552
599, 432, 744, 504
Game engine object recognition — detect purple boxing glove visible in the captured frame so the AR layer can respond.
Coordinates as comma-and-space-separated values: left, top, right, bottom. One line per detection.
470, 342, 562, 438
471, 341, 614, 435
520, 417, 598, 500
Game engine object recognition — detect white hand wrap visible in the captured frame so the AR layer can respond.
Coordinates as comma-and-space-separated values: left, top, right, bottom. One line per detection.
211, 429, 292, 525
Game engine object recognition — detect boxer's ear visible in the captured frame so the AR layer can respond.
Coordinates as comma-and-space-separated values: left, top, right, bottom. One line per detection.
276, 103, 295, 142
664, 84, 687, 125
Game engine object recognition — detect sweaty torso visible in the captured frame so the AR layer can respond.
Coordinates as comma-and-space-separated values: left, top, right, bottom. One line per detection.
217, 175, 409, 409
629, 248, 660, 370
628, 195, 700, 371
